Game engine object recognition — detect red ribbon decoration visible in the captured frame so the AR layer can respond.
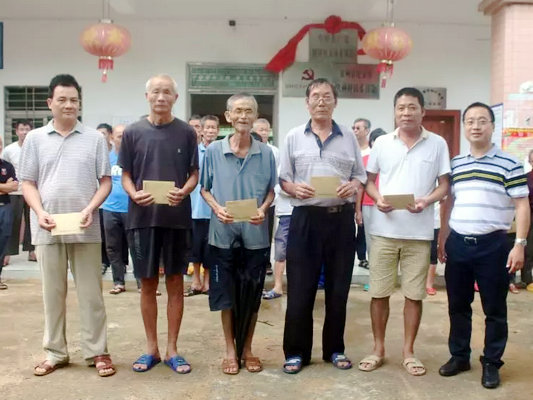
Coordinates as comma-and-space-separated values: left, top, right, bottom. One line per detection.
265, 15, 366, 73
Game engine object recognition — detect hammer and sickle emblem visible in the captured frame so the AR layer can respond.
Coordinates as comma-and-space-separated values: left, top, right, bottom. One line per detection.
301, 69, 315, 81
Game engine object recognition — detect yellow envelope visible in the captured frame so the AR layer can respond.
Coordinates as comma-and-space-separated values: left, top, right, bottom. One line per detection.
383, 194, 415, 210
225, 198, 258, 222
143, 180, 175, 205
51, 212, 84, 236
311, 176, 341, 198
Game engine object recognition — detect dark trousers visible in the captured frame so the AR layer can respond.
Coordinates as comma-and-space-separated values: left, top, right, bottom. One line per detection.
5, 195, 33, 255
267, 206, 275, 245
522, 223, 533, 284
445, 230, 509, 367
102, 210, 129, 286
355, 223, 366, 261
283, 204, 356, 364
99, 209, 109, 267
0, 204, 14, 275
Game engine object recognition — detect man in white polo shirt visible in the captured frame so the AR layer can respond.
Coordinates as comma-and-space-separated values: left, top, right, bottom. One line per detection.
359, 87, 450, 376
437, 102, 529, 389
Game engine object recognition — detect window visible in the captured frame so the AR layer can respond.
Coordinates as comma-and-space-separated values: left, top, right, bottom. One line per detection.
3, 86, 82, 144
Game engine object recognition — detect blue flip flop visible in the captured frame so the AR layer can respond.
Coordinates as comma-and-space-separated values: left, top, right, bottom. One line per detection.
331, 353, 352, 370
262, 290, 282, 300
132, 354, 161, 372
283, 356, 303, 374
164, 355, 191, 374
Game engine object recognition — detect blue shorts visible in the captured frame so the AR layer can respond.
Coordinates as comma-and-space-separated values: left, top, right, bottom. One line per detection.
189, 219, 211, 268
274, 215, 290, 262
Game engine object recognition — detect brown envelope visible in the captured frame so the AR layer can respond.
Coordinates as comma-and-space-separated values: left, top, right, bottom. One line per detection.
311, 176, 341, 198
225, 198, 258, 222
382, 194, 415, 210
51, 213, 84, 236
143, 180, 175, 205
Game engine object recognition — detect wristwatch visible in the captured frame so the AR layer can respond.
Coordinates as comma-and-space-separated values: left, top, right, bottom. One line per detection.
515, 238, 527, 246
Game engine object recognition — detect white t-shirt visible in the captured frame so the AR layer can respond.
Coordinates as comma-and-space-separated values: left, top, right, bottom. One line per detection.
366, 128, 450, 240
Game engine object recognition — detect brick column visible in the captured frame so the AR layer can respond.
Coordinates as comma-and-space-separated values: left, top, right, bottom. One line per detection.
479, 0, 533, 126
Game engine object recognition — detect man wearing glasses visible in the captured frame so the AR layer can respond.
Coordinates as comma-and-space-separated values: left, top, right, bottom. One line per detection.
438, 102, 530, 389
279, 78, 366, 374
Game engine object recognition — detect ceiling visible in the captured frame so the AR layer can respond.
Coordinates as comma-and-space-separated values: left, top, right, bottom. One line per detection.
1, 0, 490, 26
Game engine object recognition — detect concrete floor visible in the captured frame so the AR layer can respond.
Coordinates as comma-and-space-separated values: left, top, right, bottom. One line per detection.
1, 253, 532, 400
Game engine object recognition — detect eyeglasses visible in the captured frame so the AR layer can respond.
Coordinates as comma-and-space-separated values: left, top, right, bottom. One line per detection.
308, 95, 335, 104
464, 119, 491, 127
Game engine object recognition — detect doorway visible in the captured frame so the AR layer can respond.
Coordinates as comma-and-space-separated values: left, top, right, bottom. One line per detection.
190, 93, 275, 141
422, 110, 461, 158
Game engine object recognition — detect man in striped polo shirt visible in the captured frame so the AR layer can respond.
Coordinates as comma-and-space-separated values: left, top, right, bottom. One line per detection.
19, 74, 115, 377
438, 102, 530, 389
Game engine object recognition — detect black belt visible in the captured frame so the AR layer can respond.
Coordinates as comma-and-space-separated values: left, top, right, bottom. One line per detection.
0, 202, 7, 206
299, 203, 354, 214
450, 229, 506, 246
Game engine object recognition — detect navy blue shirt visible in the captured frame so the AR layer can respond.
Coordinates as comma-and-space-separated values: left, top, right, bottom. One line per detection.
0, 159, 17, 204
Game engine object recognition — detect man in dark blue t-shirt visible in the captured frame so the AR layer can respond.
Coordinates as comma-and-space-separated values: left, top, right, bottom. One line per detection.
119, 74, 198, 375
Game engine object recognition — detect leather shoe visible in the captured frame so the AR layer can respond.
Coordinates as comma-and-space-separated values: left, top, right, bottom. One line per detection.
481, 363, 500, 389
439, 358, 471, 377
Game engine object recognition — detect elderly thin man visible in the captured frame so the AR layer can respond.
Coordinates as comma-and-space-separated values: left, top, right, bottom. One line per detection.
201, 93, 276, 375
120, 74, 198, 374
280, 78, 366, 374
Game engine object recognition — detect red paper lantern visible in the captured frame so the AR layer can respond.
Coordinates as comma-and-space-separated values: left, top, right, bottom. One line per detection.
80, 21, 131, 82
362, 26, 412, 87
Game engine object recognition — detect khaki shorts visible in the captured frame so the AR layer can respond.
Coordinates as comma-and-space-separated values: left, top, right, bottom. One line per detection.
369, 235, 431, 300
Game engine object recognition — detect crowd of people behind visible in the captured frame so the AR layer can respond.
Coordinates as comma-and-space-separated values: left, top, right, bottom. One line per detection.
0, 73, 532, 390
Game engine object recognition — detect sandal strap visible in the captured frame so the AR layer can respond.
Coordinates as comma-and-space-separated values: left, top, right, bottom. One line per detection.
284, 357, 302, 366
94, 355, 113, 368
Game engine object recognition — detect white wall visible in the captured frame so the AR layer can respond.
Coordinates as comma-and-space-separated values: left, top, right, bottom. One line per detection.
0, 18, 490, 153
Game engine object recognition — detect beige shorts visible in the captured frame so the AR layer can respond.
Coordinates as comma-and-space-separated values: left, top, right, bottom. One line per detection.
369, 235, 431, 300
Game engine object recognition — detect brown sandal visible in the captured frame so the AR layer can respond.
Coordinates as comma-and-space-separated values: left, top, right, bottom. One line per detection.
94, 355, 116, 377
221, 358, 239, 375
34, 360, 67, 376
109, 285, 126, 295
243, 357, 263, 373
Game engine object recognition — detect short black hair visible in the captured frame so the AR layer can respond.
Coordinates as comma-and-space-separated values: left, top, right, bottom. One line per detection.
369, 128, 387, 147
394, 87, 424, 108
462, 102, 495, 123
96, 123, 112, 133
305, 78, 338, 100
15, 119, 33, 129
48, 74, 81, 99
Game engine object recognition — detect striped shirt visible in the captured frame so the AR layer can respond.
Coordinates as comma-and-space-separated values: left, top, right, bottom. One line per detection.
449, 145, 528, 235
279, 120, 367, 207
19, 120, 111, 245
